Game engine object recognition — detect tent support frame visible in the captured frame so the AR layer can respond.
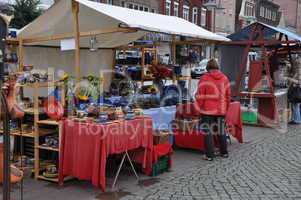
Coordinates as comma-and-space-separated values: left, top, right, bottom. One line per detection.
72, 0, 81, 82
21, 28, 135, 45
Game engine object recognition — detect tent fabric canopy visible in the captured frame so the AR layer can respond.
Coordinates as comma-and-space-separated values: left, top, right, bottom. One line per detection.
228, 22, 301, 42
18, 0, 230, 48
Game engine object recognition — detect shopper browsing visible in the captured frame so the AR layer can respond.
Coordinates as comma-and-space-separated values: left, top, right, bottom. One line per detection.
287, 58, 301, 125
195, 59, 231, 161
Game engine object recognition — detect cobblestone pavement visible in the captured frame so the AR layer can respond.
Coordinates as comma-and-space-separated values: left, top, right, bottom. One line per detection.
8, 125, 301, 200
120, 126, 301, 200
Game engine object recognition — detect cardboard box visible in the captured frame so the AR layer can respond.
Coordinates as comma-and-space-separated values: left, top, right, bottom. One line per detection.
153, 130, 170, 145
173, 119, 200, 132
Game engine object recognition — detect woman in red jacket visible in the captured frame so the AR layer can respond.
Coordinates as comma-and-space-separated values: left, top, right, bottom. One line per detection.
195, 59, 231, 161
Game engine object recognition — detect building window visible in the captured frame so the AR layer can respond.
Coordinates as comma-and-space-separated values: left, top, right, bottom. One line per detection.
126, 3, 149, 12
192, 7, 198, 24
183, 5, 190, 21
107, 0, 113, 5
151, 8, 156, 13
260, 6, 264, 17
264, 8, 271, 19
200, 7, 206, 27
174, 1, 179, 17
272, 11, 276, 21
127, 3, 133, 9
165, 0, 171, 16
265, 8, 272, 20
245, 2, 255, 17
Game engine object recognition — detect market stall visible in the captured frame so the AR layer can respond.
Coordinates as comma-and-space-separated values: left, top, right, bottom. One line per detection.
220, 22, 301, 128
174, 102, 243, 151
4, 0, 230, 192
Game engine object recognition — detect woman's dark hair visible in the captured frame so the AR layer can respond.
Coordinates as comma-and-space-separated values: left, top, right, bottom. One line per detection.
206, 58, 219, 71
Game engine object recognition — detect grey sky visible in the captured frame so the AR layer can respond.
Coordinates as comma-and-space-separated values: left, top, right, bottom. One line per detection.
0, 0, 54, 5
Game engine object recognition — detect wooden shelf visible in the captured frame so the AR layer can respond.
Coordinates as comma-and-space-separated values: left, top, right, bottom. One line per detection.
5, 61, 18, 64
177, 76, 192, 81
37, 120, 59, 126
0, 130, 25, 136
37, 146, 59, 152
16, 81, 62, 88
37, 175, 59, 183
24, 108, 45, 114
38, 128, 57, 136
12, 131, 34, 138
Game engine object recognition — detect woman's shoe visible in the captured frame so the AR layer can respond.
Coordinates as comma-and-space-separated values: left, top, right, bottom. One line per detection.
221, 153, 229, 158
203, 155, 213, 161
289, 121, 300, 125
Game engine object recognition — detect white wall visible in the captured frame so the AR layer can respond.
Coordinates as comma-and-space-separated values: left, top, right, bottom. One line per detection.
23, 46, 114, 90
21, 46, 114, 99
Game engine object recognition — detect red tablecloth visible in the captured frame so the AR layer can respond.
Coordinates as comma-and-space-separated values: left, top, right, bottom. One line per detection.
225, 102, 243, 143
174, 102, 243, 150
174, 131, 206, 150
59, 117, 153, 191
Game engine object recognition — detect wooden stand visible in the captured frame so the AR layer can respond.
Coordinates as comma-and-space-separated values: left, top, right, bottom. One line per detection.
15, 82, 65, 182
234, 23, 292, 127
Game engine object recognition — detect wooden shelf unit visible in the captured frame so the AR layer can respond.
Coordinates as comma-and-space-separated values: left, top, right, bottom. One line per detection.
33, 82, 64, 182
112, 46, 193, 93
113, 46, 158, 85
37, 175, 59, 183
13, 81, 65, 182
37, 120, 60, 126
37, 145, 59, 152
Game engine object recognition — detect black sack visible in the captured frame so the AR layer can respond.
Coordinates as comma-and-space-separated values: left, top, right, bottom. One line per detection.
288, 84, 301, 103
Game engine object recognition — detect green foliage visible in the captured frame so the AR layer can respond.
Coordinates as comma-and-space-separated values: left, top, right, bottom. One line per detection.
9, 0, 42, 29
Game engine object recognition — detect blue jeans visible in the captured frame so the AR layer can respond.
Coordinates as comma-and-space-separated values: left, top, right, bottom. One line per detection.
291, 103, 301, 123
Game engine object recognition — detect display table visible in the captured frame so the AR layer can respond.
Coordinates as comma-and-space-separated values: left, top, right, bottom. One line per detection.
58, 117, 153, 191
143, 106, 176, 130
174, 102, 243, 150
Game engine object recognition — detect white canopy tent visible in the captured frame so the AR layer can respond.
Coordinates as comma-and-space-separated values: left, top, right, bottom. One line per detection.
18, 0, 230, 48
15, 0, 230, 81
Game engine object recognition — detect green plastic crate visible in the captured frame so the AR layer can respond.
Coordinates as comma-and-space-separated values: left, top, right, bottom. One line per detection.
242, 110, 258, 124
152, 156, 169, 176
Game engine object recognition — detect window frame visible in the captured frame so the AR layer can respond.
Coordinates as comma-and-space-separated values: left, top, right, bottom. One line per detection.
200, 7, 207, 27
183, 5, 190, 21
192, 7, 198, 24
174, 1, 179, 17
165, 0, 171, 16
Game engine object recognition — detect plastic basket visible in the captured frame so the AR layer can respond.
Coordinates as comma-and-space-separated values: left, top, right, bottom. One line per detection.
242, 110, 258, 124
152, 156, 169, 176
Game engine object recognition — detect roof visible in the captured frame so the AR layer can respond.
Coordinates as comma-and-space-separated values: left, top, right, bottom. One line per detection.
17, 0, 230, 48
228, 22, 301, 42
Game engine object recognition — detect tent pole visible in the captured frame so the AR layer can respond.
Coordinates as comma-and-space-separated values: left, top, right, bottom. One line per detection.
72, 0, 80, 82
171, 35, 176, 84
18, 38, 24, 71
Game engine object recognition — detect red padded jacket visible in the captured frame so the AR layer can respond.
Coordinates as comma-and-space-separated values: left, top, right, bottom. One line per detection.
195, 70, 231, 116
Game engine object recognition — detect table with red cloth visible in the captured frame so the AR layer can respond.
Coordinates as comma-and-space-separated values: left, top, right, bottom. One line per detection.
58, 117, 153, 192
174, 102, 243, 150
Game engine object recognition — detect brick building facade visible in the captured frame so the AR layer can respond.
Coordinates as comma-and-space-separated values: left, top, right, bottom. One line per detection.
272, 0, 301, 34
97, 0, 160, 13
94, 0, 209, 29
239, 0, 281, 28
160, 0, 206, 27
